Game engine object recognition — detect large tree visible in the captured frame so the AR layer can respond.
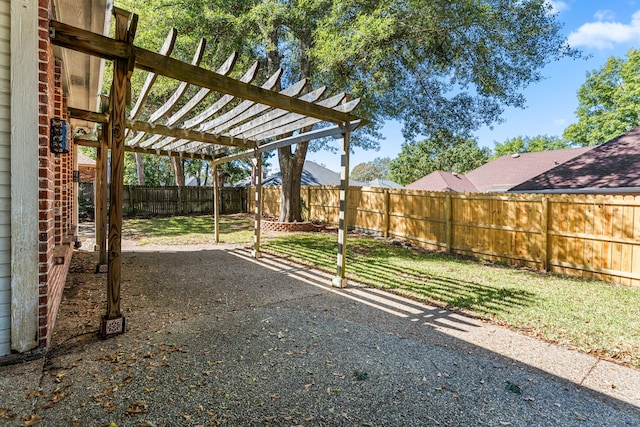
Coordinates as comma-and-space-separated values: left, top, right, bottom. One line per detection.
564, 49, 640, 145
491, 135, 573, 159
350, 157, 391, 182
117, 0, 576, 221
388, 132, 490, 185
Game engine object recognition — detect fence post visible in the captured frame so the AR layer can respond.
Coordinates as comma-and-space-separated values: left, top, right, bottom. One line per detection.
307, 186, 312, 220
445, 193, 452, 252
383, 189, 390, 238
213, 164, 220, 243
252, 154, 262, 258
540, 195, 549, 272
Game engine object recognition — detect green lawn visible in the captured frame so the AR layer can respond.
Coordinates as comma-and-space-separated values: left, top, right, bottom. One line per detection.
124, 215, 640, 369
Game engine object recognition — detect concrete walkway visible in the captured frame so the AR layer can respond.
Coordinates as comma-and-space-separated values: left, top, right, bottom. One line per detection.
1, 246, 639, 426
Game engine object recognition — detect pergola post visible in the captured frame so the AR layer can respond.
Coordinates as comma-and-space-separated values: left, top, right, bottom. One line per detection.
72, 142, 79, 246
212, 162, 220, 243
95, 127, 108, 270
332, 128, 351, 288
102, 8, 135, 337
252, 152, 262, 258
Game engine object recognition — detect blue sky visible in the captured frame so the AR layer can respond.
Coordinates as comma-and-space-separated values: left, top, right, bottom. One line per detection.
304, 0, 640, 173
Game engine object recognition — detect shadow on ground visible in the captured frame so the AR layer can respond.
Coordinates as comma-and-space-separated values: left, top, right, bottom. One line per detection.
1, 247, 638, 426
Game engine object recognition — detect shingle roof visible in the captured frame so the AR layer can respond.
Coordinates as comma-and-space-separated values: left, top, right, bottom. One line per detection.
78, 152, 96, 167
235, 161, 366, 187
510, 126, 640, 192
261, 161, 339, 186
464, 147, 593, 192
363, 178, 403, 188
406, 171, 478, 192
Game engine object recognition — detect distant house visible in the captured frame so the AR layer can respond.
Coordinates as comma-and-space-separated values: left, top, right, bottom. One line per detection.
509, 127, 640, 194
235, 161, 403, 188
361, 178, 403, 189
406, 147, 593, 193
406, 171, 478, 192
78, 152, 96, 184
236, 161, 371, 187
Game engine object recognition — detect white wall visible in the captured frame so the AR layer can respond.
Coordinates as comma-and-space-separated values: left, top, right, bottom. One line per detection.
10, 0, 40, 353
0, 0, 11, 356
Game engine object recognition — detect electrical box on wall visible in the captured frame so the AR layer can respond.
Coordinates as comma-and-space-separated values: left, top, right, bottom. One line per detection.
50, 118, 70, 154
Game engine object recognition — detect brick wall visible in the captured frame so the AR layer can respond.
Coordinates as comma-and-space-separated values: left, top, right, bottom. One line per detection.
36, 0, 75, 349
79, 166, 96, 183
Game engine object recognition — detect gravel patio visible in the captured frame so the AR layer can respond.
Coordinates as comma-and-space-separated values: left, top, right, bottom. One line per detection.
1, 235, 639, 426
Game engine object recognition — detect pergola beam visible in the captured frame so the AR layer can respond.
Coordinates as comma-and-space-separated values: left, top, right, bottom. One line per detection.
76, 137, 219, 161
49, 19, 131, 61
68, 107, 108, 124
134, 48, 357, 125
50, 20, 359, 125
126, 120, 257, 149
213, 120, 362, 165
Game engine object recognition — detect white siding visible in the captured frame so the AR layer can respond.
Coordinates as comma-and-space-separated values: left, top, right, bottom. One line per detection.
10, 0, 39, 354
0, 0, 10, 356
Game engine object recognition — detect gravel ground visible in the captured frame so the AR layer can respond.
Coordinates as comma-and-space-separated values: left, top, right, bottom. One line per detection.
1, 241, 639, 426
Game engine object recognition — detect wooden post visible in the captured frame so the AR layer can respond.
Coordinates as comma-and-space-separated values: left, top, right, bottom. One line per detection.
252, 153, 262, 258
383, 189, 390, 238
213, 162, 220, 243
95, 128, 108, 270
102, 8, 134, 337
540, 195, 550, 272
332, 128, 350, 288
306, 186, 312, 221
72, 142, 79, 247
445, 193, 452, 252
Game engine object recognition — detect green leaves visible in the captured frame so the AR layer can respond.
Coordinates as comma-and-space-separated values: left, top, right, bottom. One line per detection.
350, 157, 391, 182
564, 49, 640, 145
492, 135, 573, 159
388, 131, 490, 185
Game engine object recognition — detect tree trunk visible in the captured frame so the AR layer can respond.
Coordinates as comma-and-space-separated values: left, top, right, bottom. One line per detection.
275, 30, 313, 223
203, 162, 210, 187
278, 141, 308, 222
135, 153, 145, 185
172, 157, 185, 186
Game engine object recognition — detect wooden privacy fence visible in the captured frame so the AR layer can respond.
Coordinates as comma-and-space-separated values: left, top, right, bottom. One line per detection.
249, 186, 640, 287
122, 186, 246, 217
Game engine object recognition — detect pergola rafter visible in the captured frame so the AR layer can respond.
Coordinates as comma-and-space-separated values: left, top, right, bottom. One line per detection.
53, 6, 366, 337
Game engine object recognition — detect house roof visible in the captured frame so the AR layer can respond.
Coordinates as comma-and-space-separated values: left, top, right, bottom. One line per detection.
510, 126, 640, 192
362, 178, 403, 189
236, 161, 366, 187
261, 161, 340, 186
406, 171, 477, 192
464, 147, 593, 193
78, 152, 96, 167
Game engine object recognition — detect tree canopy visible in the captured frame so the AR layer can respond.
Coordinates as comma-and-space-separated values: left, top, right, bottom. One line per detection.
564, 48, 640, 145
116, 0, 577, 218
388, 132, 490, 185
350, 157, 391, 182
491, 135, 573, 159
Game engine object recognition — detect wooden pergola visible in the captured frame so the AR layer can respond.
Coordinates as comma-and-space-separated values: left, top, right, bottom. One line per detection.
51, 8, 365, 336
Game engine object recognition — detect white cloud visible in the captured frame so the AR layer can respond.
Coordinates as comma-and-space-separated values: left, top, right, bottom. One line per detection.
553, 118, 566, 127
568, 10, 640, 49
548, 1, 569, 14
594, 9, 616, 22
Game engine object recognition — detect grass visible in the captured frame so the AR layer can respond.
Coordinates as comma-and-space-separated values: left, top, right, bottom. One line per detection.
125, 214, 255, 245
123, 215, 640, 369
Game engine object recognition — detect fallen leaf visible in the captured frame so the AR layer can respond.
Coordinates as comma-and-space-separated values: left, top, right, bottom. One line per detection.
0, 408, 16, 419
23, 413, 41, 426
26, 390, 43, 399
126, 400, 147, 416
